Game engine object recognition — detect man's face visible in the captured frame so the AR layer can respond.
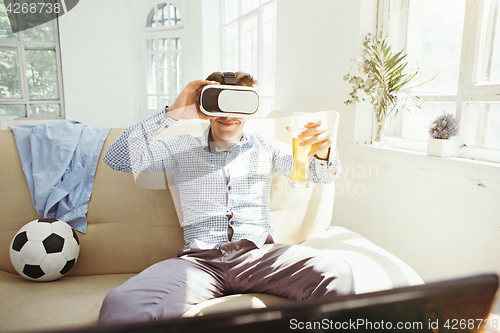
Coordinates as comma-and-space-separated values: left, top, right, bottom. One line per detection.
209, 117, 247, 145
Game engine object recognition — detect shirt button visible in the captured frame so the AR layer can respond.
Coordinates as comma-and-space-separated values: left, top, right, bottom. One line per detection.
227, 186, 231, 190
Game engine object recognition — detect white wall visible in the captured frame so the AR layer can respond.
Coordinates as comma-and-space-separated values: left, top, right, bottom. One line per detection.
274, 0, 375, 149
57, 0, 209, 128
57, 0, 141, 127
54, 0, 500, 284
274, 0, 500, 284
333, 146, 500, 283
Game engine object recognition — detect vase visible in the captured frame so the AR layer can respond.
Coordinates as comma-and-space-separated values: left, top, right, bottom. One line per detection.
372, 115, 386, 143
426, 138, 455, 157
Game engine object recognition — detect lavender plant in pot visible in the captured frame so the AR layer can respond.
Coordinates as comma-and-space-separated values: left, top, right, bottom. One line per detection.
427, 113, 459, 157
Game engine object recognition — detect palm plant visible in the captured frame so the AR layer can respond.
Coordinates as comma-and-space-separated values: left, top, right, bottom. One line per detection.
344, 33, 426, 142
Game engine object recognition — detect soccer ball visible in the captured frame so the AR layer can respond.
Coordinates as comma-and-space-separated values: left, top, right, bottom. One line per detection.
10, 218, 80, 282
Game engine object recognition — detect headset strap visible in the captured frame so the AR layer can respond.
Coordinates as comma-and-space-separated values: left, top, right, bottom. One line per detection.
223, 72, 237, 85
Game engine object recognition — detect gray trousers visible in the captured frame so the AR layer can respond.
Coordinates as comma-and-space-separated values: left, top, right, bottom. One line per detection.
98, 239, 354, 325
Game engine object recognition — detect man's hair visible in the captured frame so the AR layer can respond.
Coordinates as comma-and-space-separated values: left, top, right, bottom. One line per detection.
206, 71, 257, 87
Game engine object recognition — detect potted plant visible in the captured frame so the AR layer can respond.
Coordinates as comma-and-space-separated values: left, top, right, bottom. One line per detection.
344, 33, 426, 143
427, 113, 459, 157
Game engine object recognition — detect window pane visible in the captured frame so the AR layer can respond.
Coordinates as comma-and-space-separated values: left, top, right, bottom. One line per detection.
158, 3, 167, 26
223, 23, 238, 70
177, 53, 182, 94
406, 0, 466, 95
0, 3, 18, 40
158, 38, 166, 51
240, 16, 258, 76
0, 104, 25, 116
147, 54, 156, 94
242, 0, 259, 15
175, 6, 181, 25
171, 53, 181, 94
224, 0, 238, 24
169, 4, 181, 26
22, 19, 55, 42
146, 8, 155, 27
260, 97, 274, 117
476, 0, 500, 84
159, 96, 167, 109
0, 46, 22, 98
147, 39, 156, 51
171, 38, 180, 50
159, 53, 167, 94
29, 104, 60, 117
386, 103, 456, 141
24, 46, 59, 100
465, 103, 500, 149
147, 96, 157, 109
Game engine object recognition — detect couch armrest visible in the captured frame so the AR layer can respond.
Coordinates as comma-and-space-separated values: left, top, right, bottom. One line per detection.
300, 226, 424, 294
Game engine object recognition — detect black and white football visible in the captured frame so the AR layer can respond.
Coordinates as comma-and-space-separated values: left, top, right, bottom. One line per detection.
10, 218, 80, 281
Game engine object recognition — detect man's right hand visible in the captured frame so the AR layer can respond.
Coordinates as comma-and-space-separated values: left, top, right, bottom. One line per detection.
165, 80, 220, 121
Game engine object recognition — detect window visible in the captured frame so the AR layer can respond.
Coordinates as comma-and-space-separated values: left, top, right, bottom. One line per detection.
143, 2, 182, 117
380, 0, 500, 163
0, 3, 64, 119
222, 0, 277, 117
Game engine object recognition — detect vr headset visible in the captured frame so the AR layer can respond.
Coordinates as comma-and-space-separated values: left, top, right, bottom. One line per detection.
200, 72, 259, 117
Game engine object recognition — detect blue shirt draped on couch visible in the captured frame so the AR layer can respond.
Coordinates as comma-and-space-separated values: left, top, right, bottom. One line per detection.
12, 121, 110, 233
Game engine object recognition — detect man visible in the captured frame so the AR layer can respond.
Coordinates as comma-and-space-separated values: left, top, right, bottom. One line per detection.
98, 72, 354, 325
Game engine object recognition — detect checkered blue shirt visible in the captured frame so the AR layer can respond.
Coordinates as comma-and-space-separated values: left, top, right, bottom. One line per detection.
104, 109, 341, 249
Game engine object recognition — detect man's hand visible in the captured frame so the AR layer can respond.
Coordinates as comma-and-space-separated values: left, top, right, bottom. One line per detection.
286, 120, 332, 159
165, 80, 220, 121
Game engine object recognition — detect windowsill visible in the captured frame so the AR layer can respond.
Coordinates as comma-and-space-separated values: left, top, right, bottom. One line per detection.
344, 142, 500, 180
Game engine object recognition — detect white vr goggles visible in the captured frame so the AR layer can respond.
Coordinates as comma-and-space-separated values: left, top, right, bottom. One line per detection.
200, 72, 259, 117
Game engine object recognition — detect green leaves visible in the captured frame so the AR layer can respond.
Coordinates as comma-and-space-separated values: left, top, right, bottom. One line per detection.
344, 33, 428, 122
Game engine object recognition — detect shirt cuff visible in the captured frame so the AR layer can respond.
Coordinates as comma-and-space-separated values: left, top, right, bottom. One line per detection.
314, 147, 340, 175
149, 106, 178, 128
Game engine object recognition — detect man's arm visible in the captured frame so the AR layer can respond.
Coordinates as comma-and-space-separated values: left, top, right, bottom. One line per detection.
295, 119, 341, 183
309, 147, 341, 183
164, 80, 219, 121
286, 119, 331, 159
103, 80, 219, 173
103, 109, 179, 173
271, 141, 341, 184
272, 119, 341, 184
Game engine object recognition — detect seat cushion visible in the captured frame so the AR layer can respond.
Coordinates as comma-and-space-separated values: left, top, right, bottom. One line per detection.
0, 270, 134, 332
0, 226, 424, 332
0, 270, 288, 332
300, 226, 424, 294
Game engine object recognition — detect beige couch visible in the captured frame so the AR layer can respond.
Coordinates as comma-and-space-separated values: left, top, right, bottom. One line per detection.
0, 111, 423, 333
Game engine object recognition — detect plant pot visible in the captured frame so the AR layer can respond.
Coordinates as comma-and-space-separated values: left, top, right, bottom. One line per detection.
372, 115, 386, 143
427, 138, 455, 157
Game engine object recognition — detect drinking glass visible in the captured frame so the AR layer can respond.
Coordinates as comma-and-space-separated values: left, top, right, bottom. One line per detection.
287, 112, 314, 188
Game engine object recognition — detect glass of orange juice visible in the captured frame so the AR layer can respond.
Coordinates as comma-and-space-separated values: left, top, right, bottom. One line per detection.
287, 112, 313, 188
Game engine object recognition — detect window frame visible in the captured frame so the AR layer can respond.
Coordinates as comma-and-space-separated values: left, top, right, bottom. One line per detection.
378, 0, 500, 163
141, 1, 183, 119
221, 0, 276, 117
0, 16, 65, 120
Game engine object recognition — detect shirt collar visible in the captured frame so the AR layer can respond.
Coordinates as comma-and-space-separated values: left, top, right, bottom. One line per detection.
202, 125, 250, 153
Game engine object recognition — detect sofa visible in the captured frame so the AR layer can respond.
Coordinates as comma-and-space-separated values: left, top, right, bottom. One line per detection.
0, 110, 423, 333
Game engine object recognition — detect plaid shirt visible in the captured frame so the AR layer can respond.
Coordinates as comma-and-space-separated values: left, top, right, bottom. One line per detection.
104, 109, 341, 249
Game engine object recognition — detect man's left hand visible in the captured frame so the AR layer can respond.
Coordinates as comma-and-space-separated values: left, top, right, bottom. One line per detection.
286, 120, 332, 159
